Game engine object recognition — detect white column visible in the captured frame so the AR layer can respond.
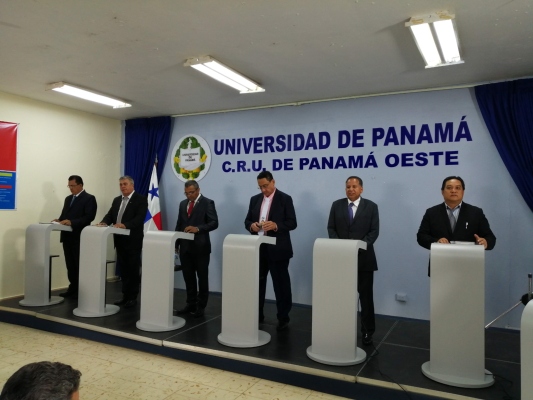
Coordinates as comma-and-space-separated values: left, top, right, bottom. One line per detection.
218, 234, 276, 348
307, 238, 367, 365
421, 243, 494, 388
20, 223, 73, 307
136, 230, 194, 332
521, 301, 533, 398
73, 226, 130, 317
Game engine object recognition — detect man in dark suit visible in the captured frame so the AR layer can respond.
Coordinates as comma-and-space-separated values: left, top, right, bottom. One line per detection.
417, 176, 496, 252
98, 176, 148, 308
245, 171, 297, 331
327, 176, 380, 346
53, 175, 97, 299
174, 180, 219, 317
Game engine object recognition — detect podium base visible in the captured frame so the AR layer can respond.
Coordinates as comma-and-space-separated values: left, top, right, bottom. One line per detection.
217, 330, 271, 348
19, 296, 64, 307
136, 317, 186, 332
421, 362, 494, 388
306, 346, 366, 365
73, 304, 120, 318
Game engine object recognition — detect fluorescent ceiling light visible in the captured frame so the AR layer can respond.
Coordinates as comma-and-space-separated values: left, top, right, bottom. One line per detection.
46, 82, 131, 108
406, 11, 463, 68
184, 56, 265, 94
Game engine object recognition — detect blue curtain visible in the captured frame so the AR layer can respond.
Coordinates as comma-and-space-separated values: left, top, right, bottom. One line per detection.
124, 116, 172, 196
475, 78, 533, 213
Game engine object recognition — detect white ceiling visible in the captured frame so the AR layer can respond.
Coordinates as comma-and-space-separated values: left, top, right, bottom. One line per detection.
1, 0, 532, 121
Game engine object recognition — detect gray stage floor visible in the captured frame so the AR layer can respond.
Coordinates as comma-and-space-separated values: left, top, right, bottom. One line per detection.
0, 282, 521, 400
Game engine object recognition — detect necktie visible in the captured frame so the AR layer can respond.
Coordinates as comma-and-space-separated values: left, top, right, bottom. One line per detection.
187, 201, 194, 217
117, 197, 128, 224
69, 195, 76, 207
447, 207, 456, 232
349, 202, 355, 224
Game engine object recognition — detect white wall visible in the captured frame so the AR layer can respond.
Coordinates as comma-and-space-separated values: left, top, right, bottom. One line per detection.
161, 88, 533, 329
0, 91, 121, 299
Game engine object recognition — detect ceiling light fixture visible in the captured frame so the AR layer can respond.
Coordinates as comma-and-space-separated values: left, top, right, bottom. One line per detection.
406, 11, 463, 68
184, 56, 265, 94
46, 82, 132, 108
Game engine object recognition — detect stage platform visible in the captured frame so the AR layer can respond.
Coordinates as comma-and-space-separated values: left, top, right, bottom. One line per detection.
0, 281, 520, 400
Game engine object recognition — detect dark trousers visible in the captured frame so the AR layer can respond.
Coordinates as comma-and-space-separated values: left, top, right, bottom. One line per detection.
116, 245, 141, 300
180, 252, 210, 309
259, 256, 292, 322
62, 238, 80, 292
358, 270, 375, 335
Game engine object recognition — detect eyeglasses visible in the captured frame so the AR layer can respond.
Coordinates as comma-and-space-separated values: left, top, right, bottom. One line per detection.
67, 184, 80, 188
258, 182, 271, 190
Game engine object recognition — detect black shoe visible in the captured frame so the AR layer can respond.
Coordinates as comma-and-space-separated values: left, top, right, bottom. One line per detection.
192, 307, 205, 317
114, 298, 128, 306
362, 333, 373, 346
175, 304, 195, 315
59, 291, 77, 298
123, 299, 137, 309
276, 320, 289, 331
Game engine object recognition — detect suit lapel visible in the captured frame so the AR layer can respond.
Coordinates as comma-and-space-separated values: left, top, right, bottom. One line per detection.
440, 203, 453, 236
352, 198, 365, 225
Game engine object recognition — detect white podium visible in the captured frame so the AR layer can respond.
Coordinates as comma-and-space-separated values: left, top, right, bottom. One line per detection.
218, 234, 276, 348
521, 300, 533, 398
136, 231, 194, 332
421, 243, 494, 388
73, 226, 130, 317
307, 238, 367, 365
20, 223, 73, 307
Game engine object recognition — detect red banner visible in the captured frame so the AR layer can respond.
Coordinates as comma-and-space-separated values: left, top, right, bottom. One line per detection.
0, 121, 18, 171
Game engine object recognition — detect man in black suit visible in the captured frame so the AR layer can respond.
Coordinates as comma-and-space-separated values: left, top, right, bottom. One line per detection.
53, 175, 97, 299
174, 180, 219, 317
417, 176, 496, 252
245, 171, 297, 331
98, 176, 148, 308
327, 176, 380, 346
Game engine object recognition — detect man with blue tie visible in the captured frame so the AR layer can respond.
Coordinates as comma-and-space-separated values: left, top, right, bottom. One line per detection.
174, 180, 219, 317
53, 175, 97, 299
327, 176, 380, 345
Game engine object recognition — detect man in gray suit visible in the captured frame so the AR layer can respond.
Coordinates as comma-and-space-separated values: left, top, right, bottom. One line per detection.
327, 176, 380, 345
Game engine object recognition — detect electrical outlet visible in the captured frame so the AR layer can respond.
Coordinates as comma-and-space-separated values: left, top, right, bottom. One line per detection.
395, 293, 407, 302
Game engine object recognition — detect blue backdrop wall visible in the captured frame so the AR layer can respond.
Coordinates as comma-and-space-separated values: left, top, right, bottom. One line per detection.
159, 87, 533, 329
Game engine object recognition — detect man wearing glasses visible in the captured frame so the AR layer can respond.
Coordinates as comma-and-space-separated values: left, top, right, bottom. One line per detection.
245, 171, 297, 331
174, 180, 219, 317
53, 175, 97, 299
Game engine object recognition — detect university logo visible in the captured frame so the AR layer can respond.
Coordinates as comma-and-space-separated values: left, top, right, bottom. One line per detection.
171, 134, 212, 182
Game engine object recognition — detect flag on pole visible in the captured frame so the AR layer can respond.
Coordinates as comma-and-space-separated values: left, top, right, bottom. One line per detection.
144, 163, 162, 232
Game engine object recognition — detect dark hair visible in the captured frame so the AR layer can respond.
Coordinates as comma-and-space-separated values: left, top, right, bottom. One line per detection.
68, 175, 83, 186
346, 176, 363, 187
441, 176, 465, 190
0, 361, 81, 400
184, 180, 199, 190
257, 171, 274, 181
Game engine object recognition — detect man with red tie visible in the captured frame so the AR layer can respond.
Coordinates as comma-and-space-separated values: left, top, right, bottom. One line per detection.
174, 180, 219, 317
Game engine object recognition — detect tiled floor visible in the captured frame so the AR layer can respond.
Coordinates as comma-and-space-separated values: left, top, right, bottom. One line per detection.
0, 322, 349, 400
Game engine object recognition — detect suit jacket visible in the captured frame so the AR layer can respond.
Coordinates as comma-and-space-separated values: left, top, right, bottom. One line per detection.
244, 189, 297, 261
327, 197, 380, 271
58, 190, 97, 242
417, 202, 496, 250
101, 191, 148, 249
175, 194, 219, 255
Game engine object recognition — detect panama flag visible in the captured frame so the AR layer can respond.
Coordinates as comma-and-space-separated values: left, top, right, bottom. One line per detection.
144, 164, 162, 232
